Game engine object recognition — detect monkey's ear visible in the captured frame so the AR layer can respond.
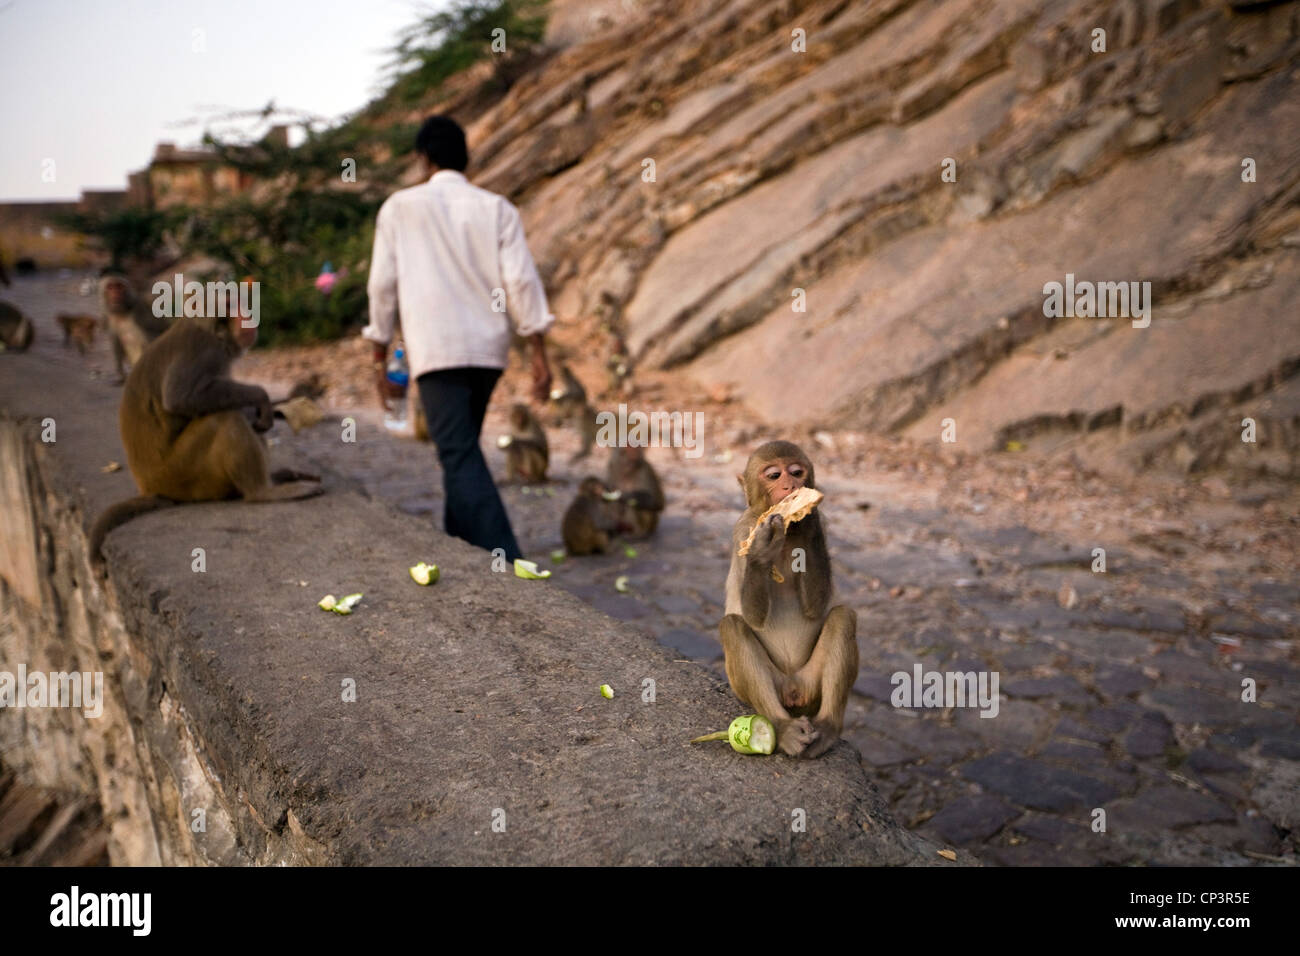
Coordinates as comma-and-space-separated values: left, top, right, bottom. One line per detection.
735, 473, 744, 489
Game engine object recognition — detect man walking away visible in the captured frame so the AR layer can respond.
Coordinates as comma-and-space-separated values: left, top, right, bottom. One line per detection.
365, 115, 554, 562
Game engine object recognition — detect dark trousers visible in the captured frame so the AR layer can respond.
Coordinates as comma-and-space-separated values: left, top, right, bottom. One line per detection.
416, 367, 522, 562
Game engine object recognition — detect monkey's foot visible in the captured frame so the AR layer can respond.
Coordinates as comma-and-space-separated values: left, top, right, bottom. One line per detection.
799, 719, 841, 759
775, 716, 819, 757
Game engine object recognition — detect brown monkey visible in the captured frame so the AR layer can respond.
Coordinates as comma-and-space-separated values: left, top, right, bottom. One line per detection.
549, 363, 597, 461
500, 403, 548, 482
719, 441, 857, 758
562, 476, 621, 555
88, 305, 323, 560
606, 444, 664, 538
0, 302, 34, 351
99, 273, 170, 382
56, 313, 99, 353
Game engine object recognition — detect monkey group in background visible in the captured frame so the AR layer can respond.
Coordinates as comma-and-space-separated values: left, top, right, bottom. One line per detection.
89, 300, 323, 560
0, 302, 34, 352
549, 363, 597, 461
561, 476, 623, 555
719, 441, 857, 758
99, 273, 170, 382
501, 403, 549, 483
57, 313, 99, 353
606, 444, 664, 538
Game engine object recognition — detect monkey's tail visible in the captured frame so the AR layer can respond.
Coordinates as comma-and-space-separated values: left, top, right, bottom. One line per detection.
89, 495, 173, 562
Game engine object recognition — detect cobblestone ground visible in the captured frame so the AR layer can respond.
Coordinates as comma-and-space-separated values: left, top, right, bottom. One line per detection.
10, 272, 1298, 866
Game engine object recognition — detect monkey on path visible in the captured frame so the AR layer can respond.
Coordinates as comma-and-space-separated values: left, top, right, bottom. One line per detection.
99, 273, 170, 382
606, 445, 664, 538
89, 303, 323, 560
562, 476, 621, 555
720, 441, 857, 758
0, 302, 34, 351
549, 363, 597, 461
57, 314, 99, 353
501, 403, 548, 483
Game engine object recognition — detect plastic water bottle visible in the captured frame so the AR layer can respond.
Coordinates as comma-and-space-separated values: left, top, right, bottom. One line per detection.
384, 346, 409, 432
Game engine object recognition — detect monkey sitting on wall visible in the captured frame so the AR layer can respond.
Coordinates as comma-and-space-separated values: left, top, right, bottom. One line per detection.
606, 445, 664, 538
89, 303, 323, 560
499, 403, 549, 483
0, 302, 34, 351
549, 363, 598, 462
99, 273, 170, 382
562, 476, 622, 556
719, 441, 858, 758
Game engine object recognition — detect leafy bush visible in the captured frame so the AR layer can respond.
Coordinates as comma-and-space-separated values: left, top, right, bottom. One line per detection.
387, 0, 548, 102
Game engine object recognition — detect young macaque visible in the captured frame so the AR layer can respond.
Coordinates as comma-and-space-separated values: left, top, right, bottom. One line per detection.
0, 302, 34, 351
56, 313, 99, 353
99, 273, 170, 382
500, 403, 549, 482
549, 363, 597, 461
719, 441, 858, 758
562, 476, 622, 555
606, 445, 664, 538
89, 303, 323, 561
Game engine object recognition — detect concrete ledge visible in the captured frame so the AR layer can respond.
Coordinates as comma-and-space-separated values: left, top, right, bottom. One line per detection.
0, 351, 949, 865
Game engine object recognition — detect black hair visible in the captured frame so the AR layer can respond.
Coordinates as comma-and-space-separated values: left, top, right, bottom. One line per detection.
415, 115, 468, 172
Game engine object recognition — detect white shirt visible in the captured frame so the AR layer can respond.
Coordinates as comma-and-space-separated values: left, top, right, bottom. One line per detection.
363, 169, 554, 378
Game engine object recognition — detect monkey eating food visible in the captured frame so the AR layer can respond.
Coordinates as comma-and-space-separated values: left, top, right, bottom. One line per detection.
561, 476, 622, 555
719, 441, 857, 758
88, 306, 323, 561
606, 444, 665, 538
99, 273, 170, 382
499, 403, 549, 483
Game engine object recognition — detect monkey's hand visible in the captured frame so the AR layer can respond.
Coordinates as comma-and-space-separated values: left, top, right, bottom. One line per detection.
252, 394, 275, 433
746, 513, 786, 566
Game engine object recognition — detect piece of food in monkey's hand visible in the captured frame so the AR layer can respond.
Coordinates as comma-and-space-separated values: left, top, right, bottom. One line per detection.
497, 435, 512, 448
736, 486, 825, 556
409, 562, 440, 585
514, 559, 552, 580
690, 715, 776, 755
599, 684, 614, 699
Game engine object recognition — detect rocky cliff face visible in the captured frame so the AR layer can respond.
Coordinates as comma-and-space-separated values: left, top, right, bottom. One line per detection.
465, 0, 1300, 476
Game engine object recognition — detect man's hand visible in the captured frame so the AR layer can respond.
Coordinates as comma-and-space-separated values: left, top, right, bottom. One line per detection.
529, 333, 552, 404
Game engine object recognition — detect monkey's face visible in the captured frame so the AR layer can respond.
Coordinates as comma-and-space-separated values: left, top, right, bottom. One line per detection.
759, 457, 809, 506
104, 282, 128, 310
580, 477, 610, 498
224, 313, 257, 351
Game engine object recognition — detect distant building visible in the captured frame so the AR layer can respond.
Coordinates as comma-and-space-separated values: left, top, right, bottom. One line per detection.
0, 126, 290, 268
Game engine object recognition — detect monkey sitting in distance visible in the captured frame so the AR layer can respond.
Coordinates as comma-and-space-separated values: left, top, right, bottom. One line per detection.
89, 299, 323, 561
549, 363, 598, 461
500, 403, 549, 483
561, 476, 623, 556
606, 444, 664, 538
56, 313, 99, 353
99, 273, 170, 382
720, 441, 857, 758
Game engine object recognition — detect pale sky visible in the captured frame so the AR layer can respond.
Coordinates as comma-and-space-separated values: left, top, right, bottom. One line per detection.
0, 0, 434, 201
